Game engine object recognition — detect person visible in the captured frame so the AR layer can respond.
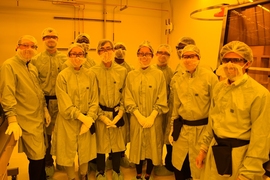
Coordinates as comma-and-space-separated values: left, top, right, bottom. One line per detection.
74, 33, 96, 68
196, 41, 270, 180
175, 37, 196, 73
0, 35, 51, 180
105, 42, 134, 170
169, 44, 218, 180
31, 27, 67, 179
51, 43, 98, 180
124, 41, 169, 180
91, 39, 127, 180
152, 44, 175, 176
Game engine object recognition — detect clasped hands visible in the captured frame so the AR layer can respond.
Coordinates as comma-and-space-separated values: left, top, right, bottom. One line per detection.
99, 109, 124, 128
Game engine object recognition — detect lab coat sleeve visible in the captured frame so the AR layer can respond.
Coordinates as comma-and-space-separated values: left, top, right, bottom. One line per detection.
239, 92, 270, 179
152, 73, 169, 114
0, 63, 17, 117
124, 73, 138, 113
55, 72, 81, 120
85, 71, 99, 121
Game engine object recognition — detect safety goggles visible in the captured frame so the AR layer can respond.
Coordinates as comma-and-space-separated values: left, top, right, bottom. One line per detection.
221, 58, 247, 64
157, 51, 170, 56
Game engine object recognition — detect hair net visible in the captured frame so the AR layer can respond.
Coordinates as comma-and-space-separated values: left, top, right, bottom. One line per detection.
177, 37, 196, 46
181, 44, 201, 59
67, 43, 85, 56
137, 40, 154, 54
97, 39, 114, 52
42, 27, 58, 38
114, 42, 127, 50
75, 33, 90, 44
157, 44, 172, 54
220, 41, 253, 63
18, 35, 38, 45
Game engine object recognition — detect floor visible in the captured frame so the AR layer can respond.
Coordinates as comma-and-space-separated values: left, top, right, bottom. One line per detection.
7, 143, 175, 180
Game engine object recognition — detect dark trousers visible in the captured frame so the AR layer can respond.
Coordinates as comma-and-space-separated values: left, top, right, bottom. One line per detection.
45, 134, 54, 167
136, 159, 153, 175
164, 144, 174, 171
174, 154, 191, 180
97, 152, 122, 173
28, 157, 46, 180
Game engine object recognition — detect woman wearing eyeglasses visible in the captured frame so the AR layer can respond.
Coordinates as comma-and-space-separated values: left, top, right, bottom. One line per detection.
124, 41, 169, 180
196, 41, 270, 180
51, 43, 98, 180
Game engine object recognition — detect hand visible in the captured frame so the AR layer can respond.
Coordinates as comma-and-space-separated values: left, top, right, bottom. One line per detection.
133, 109, 146, 127
143, 110, 158, 128
107, 110, 124, 128
99, 115, 111, 126
77, 113, 94, 128
168, 128, 173, 145
79, 123, 89, 135
5, 116, 22, 141
143, 116, 155, 128
195, 150, 207, 169
44, 107, 51, 127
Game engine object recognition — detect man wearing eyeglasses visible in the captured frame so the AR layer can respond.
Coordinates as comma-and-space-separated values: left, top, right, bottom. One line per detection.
0, 35, 51, 180
31, 27, 67, 179
152, 44, 175, 176
90, 39, 127, 180
196, 41, 270, 180
170, 45, 218, 180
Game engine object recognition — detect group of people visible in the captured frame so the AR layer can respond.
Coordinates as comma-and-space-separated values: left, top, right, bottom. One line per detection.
0, 27, 270, 180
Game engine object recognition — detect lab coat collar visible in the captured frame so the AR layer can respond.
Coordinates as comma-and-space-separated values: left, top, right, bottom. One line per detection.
224, 73, 248, 87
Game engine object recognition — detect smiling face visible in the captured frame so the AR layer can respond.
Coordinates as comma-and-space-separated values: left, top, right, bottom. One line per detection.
137, 46, 153, 69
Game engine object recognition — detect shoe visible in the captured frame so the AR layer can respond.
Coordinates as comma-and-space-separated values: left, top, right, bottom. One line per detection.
131, 175, 143, 180
45, 166, 55, 180
88, 161, 97, 172
56, 163, 65, 171
112, 171, 124, 180
154, 165, 173, 176
120, 154, 130, 168
96, 172, 107, 180
105, 157, 112, 170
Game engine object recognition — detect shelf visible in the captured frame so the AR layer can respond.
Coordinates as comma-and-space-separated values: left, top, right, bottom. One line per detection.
249, 67, 270, 72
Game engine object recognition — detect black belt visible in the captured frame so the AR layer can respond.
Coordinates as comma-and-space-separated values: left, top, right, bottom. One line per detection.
172, 116, 208, 141
99, 104, 124, 127
45, 95, 57, 107
213, 131, 249, 148
182, 118, 208, 126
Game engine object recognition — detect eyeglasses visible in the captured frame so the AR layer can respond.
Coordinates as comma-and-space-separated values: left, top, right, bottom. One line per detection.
69, 53, 85, 57
221, 58, 247, 64
182, 54, 198, 59
18, 44, 38, 49
98, 47, 113, 53
43, 36, 58, 40
137, 52, 153, 58
114, 45, 126, 50
157, 51, 170, 56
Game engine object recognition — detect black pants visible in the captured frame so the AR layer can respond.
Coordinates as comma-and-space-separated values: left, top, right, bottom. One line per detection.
174, 154, 191, 180
136, 159, 153, 175
28, 157, 46, 180
97, 152, 122, 173
164, 144, 174, 171
45, 135, 54, 167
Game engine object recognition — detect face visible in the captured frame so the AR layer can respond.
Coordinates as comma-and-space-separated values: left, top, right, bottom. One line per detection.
222, 52, 249, 76
69, 47, 85, 58
156, 46, 170, 65
43, 35, 58, 49
137, 46, 153, 68
98, 42, 113, 55
16, 39, 38, 61
68, 47, 85, 69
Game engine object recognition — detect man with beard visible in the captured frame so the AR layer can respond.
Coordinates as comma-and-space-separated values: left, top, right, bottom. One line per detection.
0, 35, 51, 180
31, 27, 67, 179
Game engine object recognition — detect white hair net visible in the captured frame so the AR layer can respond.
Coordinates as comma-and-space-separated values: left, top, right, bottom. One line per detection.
75, 33, 90, 44
181, 45, 201, 59
42, 27, 58, 38
114, 42, 127, 50
137, 40, 154, 54
18, 35, 38, 46
157, 44, 172, 54
220, 41, 253, 63
177, 37, 196, 47
67, 43, 85, 56
96, 39, 114, 53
